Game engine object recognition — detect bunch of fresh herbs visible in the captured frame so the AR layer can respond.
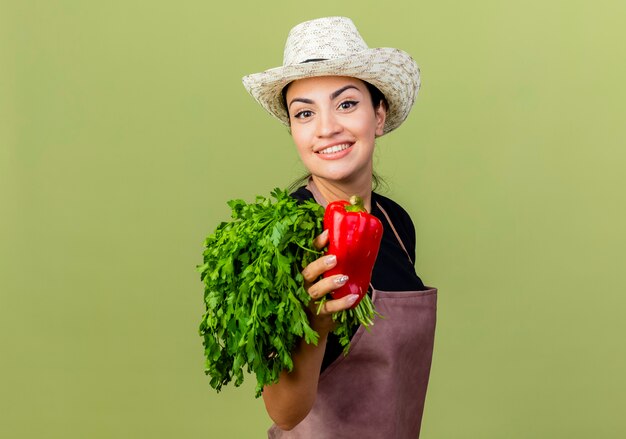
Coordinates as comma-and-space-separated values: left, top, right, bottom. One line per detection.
197, 188, 376, 397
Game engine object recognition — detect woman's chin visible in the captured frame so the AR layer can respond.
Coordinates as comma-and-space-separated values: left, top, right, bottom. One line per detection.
311, 167, 370, 185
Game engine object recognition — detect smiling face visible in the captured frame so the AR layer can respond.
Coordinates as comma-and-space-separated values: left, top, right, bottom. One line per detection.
285, 76, 386, 185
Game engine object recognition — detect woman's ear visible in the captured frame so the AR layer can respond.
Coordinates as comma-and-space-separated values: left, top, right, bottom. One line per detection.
374, 103, 387, 137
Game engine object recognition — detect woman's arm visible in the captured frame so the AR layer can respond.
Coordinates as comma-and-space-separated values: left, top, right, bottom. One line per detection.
261, 230, 359, 431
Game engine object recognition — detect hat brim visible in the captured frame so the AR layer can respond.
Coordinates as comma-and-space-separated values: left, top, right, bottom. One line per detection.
242, 47, 420, 135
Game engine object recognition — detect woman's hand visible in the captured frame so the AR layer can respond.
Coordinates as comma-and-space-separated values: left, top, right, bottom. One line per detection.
301, 229, 360, 334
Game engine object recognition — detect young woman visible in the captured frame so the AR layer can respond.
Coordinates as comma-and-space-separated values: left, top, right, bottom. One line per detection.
242, 17, 437, 439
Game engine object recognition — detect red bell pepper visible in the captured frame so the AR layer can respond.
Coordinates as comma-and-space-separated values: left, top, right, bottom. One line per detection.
323, 196, 384, 308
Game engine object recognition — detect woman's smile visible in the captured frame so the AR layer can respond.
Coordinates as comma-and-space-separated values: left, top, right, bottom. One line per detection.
315, 142, 354, 160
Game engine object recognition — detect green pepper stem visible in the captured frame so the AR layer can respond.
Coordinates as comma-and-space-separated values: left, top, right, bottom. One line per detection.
345, 195, 366, 212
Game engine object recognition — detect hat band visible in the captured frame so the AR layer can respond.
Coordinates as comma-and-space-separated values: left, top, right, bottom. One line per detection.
301, 58, 328, 63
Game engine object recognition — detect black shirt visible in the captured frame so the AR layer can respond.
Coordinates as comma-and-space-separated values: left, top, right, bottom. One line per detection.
290, 186, 427, 371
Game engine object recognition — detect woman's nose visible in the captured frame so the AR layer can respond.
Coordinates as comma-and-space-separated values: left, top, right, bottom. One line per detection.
316, 110, 342, 138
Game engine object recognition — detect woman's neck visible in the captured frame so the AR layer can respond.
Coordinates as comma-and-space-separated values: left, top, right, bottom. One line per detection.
311, 174, 373, 212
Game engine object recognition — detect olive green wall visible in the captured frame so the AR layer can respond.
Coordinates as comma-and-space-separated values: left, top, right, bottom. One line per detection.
2, 1, 625, 437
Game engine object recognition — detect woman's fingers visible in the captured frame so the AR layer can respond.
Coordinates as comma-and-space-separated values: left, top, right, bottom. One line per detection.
312, 229, 329, 250
302, 254, 336, 286
303, 229, 357, 320
307, 294, 359, 333
317, 294, 360, 315
307, 275, 348, 299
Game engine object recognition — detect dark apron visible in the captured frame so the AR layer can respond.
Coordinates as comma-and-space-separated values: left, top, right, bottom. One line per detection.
268, 181, 437, 438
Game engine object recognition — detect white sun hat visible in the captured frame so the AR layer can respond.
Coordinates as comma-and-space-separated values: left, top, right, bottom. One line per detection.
242, 16, 421, 135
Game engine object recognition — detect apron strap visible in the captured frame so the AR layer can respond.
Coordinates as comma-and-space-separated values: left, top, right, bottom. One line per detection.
376, 202, 414, 266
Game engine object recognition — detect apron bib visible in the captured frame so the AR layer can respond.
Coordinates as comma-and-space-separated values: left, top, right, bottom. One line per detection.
268, 181, 437, 438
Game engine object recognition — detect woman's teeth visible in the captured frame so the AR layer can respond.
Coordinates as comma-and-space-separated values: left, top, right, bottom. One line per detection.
318, 143, 351, 154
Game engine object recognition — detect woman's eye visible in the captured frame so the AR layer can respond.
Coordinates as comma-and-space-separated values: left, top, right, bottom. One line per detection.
294, 110, 313, 119
339, 100, 358, 110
